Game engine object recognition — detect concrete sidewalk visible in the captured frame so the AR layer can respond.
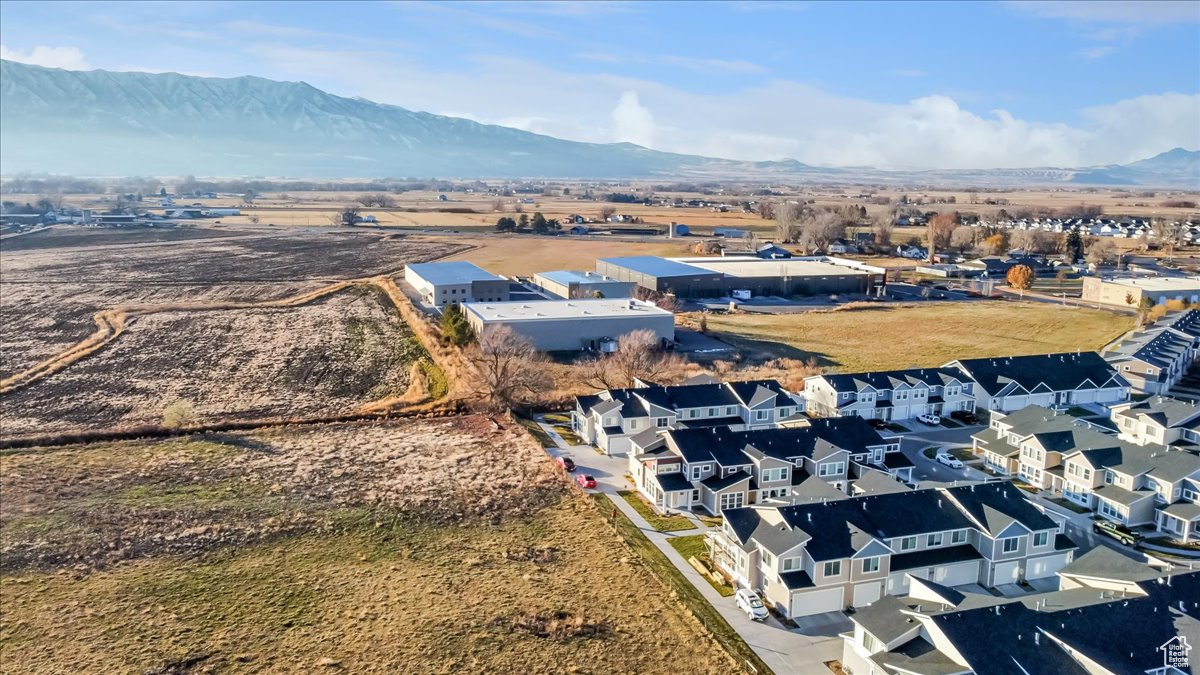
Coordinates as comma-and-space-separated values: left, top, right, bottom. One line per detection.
534, 416, 841, 675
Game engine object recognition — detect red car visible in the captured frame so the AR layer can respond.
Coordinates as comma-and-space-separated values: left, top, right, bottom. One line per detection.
556, 456, 576, 472
576, 474, 597, 489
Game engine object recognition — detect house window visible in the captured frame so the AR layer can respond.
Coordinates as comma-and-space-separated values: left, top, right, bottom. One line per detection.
861, 557, 880, 573
656, 418, 669, 428
726, 406, 736, 415
762, 551, 775, 566
1001, 537, 1020, 553
691, 466, 703, 480
863, 632, 879, 653
629, 419, 639, 429
1033, 532, 1049, 547
719, 492, 744, 511
754, 410, 769, 422
823, 561, 841, 577
900, 536, 917, 551
818, 462, 845, 477
782, 557, 801, 572
691, 489, 699, 502
708, 407, 718, 417
951, 530, 967, 544
762, 467, 789, 482
927, 533, 944, 547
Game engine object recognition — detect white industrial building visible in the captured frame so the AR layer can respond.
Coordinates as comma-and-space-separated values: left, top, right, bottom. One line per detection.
462, 298, 675, 351
404, 261, 510, 308
530, 270, 636, 299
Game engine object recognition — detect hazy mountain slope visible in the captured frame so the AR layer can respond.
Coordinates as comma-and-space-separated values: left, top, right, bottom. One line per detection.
0, 60, 1195, 187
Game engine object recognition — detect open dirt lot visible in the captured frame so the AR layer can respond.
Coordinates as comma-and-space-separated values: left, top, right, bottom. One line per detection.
437, 234, 695, 276
691, 300, 1133, 373
1, 287, 425, 436
0, 416, 733, 673
0, 228, 463, 382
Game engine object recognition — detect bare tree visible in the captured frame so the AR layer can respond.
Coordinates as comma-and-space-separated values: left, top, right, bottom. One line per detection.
579, 329, 685, 389
1151, 217, 1181, 260
872, 214, 895, 248
926, 212, 957, 255
1009, 228, 1044, 254
775, 201, 803, 242
491, 198, 505, 212
949, 225, 976, 253
467, 326, 549, 411
1086, 238, 1118, 267
599, 206, 616, 220
756, 201, 776, 220
798, 211, 846, 254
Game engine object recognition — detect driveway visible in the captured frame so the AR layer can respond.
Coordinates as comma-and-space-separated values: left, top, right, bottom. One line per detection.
897, 433, 991, 484
534, 417, 844, 674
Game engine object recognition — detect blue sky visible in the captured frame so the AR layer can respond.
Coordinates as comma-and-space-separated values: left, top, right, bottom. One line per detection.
2, 0, 1198, 169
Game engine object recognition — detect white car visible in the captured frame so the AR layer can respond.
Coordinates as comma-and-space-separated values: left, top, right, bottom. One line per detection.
917, 414, 941, 426
935, 452, 964, 469
735, 588, 769, 621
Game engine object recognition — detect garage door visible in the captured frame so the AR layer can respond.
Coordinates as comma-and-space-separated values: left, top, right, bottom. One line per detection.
790, 587, 843, 618
1026, 553, 1070, 580
606, 436, 632, 456
852, 582, 882, 606
993, 561, 1020, 585
933, 561, 980, 587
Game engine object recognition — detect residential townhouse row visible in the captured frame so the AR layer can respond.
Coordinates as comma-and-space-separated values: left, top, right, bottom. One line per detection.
625, 417, 912, 515
842, 545, 1199, 675
573, 378, 800, 454
804, 352, 1131, 424
1105, 309, 1200, 396
708, 481, 1075, 619
973, 404, 1200, 541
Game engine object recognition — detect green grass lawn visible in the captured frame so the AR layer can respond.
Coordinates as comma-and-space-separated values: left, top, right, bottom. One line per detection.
948, 447, 975, 461
696, 300, 1132, 372
617, 491, 696, 532
939, 418, 963, 428
667, 535, 735, 597
922, 447, 939, 460
516, 417, 555, 448
592, 494, 769, 674
1048, 497, 1093, 514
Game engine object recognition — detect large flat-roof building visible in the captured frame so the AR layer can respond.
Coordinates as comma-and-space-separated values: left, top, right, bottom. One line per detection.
1082, 275, 1200, 308
462, 298, 675, 351
530, 270, 636, 299
404, 261, 510, 308
596, 255, 877, 298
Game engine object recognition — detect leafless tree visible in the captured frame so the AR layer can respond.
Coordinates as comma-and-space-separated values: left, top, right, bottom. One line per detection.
1009, 228, 1044, 254
798, 211, 846, 254
359, 193, 395, 207
1151, 217, 1181, 260
578, 329, 686, 389
949, 225, 976, 253
1086, 238, 1118, 267
599, 206, 616, 220
756, 201, 776, 220
872, 214, 895, 247
467, 326, 549, 411
775, 201, 804, 242
926, 212, 957, 255
491, 198, 504, 212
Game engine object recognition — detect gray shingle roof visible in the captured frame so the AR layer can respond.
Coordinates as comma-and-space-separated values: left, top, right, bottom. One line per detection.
950, 351, 1127, 395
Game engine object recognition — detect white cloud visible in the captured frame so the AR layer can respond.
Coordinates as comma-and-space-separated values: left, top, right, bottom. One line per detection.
1005, 1, 1200, 24
241, 47, 1198, 170
0, 45, 91, 70
1077, 45, 1116, 60
610, 91, 657, 147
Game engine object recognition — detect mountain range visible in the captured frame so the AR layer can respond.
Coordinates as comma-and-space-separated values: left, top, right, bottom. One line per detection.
1, 60, 1197, 188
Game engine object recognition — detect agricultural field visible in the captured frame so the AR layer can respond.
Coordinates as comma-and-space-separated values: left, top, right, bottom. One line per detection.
0, 417, 733, 673
0, 224, 247, 252
436, 234, 694, 276
690, 300, 1133, 373
0, 229, 467, 429
1, 286, 425, 437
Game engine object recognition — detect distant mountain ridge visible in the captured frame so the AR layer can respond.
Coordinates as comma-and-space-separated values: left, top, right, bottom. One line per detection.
1, 60, 1196, 188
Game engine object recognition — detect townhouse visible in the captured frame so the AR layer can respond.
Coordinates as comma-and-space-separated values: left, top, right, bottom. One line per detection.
1105, 309, 1200, 395
803, 367, 975, 422
626, 417, 907, 515
974, 405, 1200, 541
572, 379, 799, 454
708, 481, 1075, 619
946, 352, 1130, 412
842, 546, 1200, 675
1111, 395, 1200, 448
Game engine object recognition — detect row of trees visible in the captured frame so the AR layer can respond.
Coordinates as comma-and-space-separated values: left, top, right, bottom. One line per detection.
495, 212, 560, 234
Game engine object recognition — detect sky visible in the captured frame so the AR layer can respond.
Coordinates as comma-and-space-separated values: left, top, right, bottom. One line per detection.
1, 0, 1198, 170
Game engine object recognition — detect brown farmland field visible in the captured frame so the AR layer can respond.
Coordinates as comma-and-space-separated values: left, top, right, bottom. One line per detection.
0, 417, 733, 673
1, 287, 428, 436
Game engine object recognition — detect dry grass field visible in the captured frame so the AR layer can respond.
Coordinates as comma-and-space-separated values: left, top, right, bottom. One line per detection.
691, 300, 1133, 373
0, 417, 734, 673
436, 234, 695, 275
1, 287, 424, 437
